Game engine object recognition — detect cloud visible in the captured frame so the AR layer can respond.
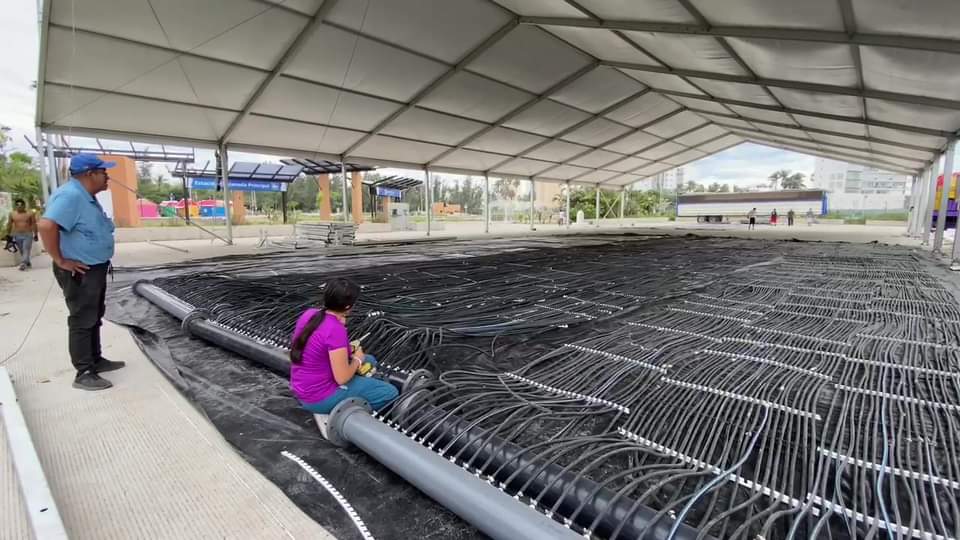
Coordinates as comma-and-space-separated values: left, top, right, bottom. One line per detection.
684, 143, 816, 187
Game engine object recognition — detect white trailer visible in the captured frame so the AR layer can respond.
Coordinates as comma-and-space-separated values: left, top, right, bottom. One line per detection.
677, 190, 828, 223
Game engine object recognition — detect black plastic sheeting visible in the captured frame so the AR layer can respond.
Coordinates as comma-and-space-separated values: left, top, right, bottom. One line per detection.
106, 287, 480, 540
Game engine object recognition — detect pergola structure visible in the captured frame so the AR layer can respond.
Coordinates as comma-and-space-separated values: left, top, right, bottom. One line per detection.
33, 0, 960, 256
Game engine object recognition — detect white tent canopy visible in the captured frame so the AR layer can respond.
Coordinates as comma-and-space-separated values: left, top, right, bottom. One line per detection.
37, 0, 955, 186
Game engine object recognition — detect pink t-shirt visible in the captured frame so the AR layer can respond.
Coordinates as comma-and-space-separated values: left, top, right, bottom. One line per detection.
289, 309, 350, 404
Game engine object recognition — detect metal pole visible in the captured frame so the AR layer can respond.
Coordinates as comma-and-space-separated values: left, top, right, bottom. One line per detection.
620, 189, 625, 226
218, 145, 233, 245
340, 158, 349, 223
905, 174, 916, 236
934, 139, 956, 253
329, 403, 581, 540
46, 134, 58, 188
923, 157, 941, 246
425, 167, 432, 237
595, 185, 600, 228
565, 181, 571, 229
908, 172, 923, 237
484, 173, 490, 234
529, 177, 535, 231
915, 168, 932, 238
35, 128, 49, 202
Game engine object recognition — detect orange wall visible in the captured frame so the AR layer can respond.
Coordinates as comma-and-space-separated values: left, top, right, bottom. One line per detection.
100, 155, 140, 227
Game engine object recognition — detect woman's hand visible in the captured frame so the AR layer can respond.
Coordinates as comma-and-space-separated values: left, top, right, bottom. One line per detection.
352, 346, 365, 368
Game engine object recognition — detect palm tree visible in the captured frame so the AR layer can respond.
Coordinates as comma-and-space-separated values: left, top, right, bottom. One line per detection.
768, 170, 806, 190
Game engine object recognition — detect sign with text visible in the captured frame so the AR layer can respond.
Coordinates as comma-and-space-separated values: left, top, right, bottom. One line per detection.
376, 186, 402, 198
190, 178, 288, 192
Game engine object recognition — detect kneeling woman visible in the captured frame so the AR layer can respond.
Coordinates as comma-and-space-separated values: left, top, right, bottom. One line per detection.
289, 278, 398, 423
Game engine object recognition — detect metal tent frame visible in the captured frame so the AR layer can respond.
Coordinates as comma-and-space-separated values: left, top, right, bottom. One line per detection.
34, 0, 960, 255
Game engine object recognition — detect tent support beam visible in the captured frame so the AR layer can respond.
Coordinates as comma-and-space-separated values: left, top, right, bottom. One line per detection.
218, 145, 233, 245
934, 139, 956, 253
425, 167, 432, 237
649, 89, 951, 138
565, 180, 571, 228
344, 19, 520, 158
603, 61, 960, 112
484, 173, 490, 234
595, 185, 601, 228
518, 16, 960, 56
219, 0, 341, 143
529, 177, 535, 231
923, 157, 942, 246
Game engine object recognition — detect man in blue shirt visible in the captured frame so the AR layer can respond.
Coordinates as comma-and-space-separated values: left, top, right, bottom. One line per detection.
38, 154, 126, 391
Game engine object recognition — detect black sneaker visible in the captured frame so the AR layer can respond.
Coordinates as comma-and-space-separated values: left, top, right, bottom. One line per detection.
73, 372, 113, 391
94, 358, 126, 373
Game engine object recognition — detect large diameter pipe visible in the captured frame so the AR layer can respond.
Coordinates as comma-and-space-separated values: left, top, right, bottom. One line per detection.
331, 402, 581, 540
133, 282, 414, 388
396, 405, 710, 540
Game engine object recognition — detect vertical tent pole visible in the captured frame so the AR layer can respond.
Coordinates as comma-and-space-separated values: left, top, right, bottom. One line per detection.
907, 169, 929, 238
340, 158, 349, 223
46, 134, 58, 188
918, 166, 934, 238
907, 172, 922, 237
281, 190, 288, 224
565, 181, 571, 229
529, 177, 535, 231
934, 139, 956, 253
923, 157, 941, 246
425, 167, 432, 237
218, 145, 233, 244
35, 128, 49, 203
595, 185, 600, 228
620, 189, 625, 226
484, 173, 490, 234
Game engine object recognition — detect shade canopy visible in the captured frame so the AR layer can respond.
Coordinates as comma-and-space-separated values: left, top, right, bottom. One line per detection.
37, 0, 955, 186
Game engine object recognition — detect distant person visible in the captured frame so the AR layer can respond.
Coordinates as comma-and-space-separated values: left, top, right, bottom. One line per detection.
5, 198, 38, 270
289, 277, 398, 439
806, 208, 815, 226
38, 154, 125, 391
770, 209, 778, 226
787, 209, 795, 226
747, 208, 757, 230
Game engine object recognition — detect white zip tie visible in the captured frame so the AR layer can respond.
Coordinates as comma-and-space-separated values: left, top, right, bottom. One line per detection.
744, 326, 850, 348
816, 447, 960, 490
617, 428, 804, 508
698, 349, 831, 380
562, 344, 666, 373
662, 378, 822, 420
666, 307, 752, 323
626, 322, 722, 342
845, 357, 960, 378
281, 451, 376, 540
835, 384, 960, 412
810, 496, 955, 540
502, 373, 630, 414
856, 333, 960, 350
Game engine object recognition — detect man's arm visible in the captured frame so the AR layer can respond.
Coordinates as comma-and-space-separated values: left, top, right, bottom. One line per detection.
38, 218, 88, 274
31, 212, 38, 238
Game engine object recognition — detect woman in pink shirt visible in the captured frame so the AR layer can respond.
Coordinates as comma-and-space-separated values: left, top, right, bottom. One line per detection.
289, 278, 398, 415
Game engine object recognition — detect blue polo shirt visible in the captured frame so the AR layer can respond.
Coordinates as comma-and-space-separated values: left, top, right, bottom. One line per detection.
43, 178, 115, 265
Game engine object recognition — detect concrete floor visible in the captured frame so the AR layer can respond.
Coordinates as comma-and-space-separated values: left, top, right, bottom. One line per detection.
0, 222, 953, 540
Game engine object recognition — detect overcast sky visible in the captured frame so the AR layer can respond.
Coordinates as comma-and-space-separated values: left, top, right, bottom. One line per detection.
0, 0, 815, 187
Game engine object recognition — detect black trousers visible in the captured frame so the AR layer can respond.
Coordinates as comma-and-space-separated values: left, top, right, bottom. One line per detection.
53, 262, 109, 376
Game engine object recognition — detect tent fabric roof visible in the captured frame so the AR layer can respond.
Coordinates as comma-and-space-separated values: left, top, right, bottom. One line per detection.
38, 0, 954, 186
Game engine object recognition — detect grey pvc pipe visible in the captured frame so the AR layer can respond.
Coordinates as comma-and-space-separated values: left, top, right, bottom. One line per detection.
331, 403, 581, 540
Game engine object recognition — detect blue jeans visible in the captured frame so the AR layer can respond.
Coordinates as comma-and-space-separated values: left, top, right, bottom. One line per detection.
12, 234, 32, 266
300, 355, 399, 414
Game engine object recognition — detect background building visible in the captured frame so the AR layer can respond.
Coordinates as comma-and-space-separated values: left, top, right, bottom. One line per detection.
812, 158, 910, 211
652, 167, 685, 192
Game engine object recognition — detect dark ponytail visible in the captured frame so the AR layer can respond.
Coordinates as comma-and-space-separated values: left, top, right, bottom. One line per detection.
289, 278, 361, 364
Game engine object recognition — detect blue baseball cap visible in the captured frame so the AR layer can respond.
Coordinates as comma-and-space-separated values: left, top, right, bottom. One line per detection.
69, 154, 116, 175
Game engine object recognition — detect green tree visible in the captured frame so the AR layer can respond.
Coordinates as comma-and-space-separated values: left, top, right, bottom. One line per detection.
768, 170, 806, 190
0, 152, 43, 207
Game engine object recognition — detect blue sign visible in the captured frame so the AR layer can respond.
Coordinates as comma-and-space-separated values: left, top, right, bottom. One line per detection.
190, 178, 287, 192
376, 186, 402, 198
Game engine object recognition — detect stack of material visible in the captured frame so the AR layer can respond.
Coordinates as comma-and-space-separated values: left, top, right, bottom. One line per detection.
294, 222, 356, 247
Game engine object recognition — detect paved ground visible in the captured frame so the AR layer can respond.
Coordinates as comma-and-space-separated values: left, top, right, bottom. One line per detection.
0, 221, 953, 540
0, 254, 332, 540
